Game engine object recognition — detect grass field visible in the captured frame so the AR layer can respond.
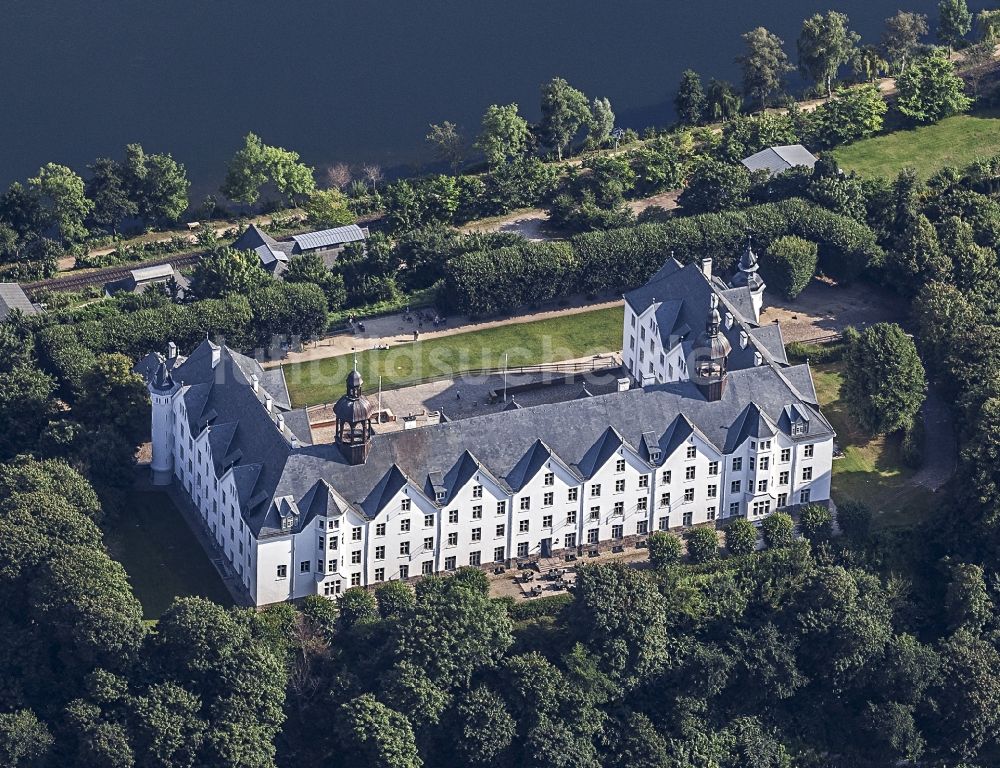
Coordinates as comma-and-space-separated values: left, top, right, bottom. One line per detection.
813, 362, 933, 529
103, 489, 232, 620
284, 306, 624, 407
832, 109, 1000, 179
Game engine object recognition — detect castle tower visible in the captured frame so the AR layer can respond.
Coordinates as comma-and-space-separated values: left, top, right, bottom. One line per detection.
149, 358, 179, 485
334, 369, 375, 465
692, 294, 732, 402
730, 238, 765, 321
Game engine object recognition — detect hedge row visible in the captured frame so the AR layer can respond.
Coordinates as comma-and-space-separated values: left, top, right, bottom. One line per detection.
442, 198, 884, 316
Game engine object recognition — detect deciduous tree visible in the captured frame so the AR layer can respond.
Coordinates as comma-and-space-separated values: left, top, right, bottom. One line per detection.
896, 51, 972, 124
539, 78, 592, 160
737, 27, 793, 109
675, 69, 707, 125
797, 11, 860, 97
475, 104, 530, 167
881, 11, 929, 74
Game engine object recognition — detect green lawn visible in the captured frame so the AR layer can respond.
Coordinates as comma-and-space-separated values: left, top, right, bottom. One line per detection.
284, 306, 624, 407
832, 109, 1000, 179
103, 489, 233, 620
813, 363, 933, 529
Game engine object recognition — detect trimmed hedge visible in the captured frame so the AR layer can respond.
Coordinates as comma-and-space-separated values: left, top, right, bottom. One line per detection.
505, 592, 573, 621
441, 198, 883, 317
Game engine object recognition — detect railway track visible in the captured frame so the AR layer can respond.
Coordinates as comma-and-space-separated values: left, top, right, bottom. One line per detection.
24, 251, 203, 295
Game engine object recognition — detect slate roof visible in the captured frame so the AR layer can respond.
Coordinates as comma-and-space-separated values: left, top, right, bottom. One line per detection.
0, 283, 37, 320
741, 145, 818, 176
291, 224, 367, 252
232, 224, 294, 274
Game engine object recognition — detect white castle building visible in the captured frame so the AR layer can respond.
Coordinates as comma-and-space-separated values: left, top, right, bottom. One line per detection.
138, 246, 833, 606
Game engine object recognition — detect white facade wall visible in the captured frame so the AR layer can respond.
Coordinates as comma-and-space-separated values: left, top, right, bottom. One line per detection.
624, 304, 688, 386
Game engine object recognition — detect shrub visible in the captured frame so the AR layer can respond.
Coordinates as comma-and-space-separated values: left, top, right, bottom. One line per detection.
506, 593, 573, 621
799, 504, 834, 543
837, 500, 872, 544
678, 157, 752, 213
761, 512, 795, 548
686, 526, 720, 563
785, 341, 844, 364
647, 530, 683, 568
726, 518, 758, 557
807, 85, 887, 148
762, 235, 819, 299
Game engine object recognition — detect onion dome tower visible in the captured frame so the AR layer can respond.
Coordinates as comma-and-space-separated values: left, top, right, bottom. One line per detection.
334, 367, 375, 465
692, 294, 732, 402
730, 237, 766, 320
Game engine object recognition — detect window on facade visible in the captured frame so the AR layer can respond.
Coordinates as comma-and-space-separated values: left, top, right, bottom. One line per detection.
447, 532, 458, 546
612, 524, 623, 539
472, 505, 482, 519
352, 526, 362, 541
707, 484, 717, 499
686, 446, 697, 459
445, 556, 457, 571
520, 497, 530, 511
422, 561, 434, 575
400, 519, 410, 532
777, 493, 788, 508
424, 514, 434, 527
638, 474, 649, 488
568, 487, 578, 501
731, 480, 741, 494
613, 501, 625, 515
685, 466, 696, 481
328, 558, 338, 572
587, 529, 599, 544
781, 448, 791, 462
684, 488, 695, 502
803, 444, 814, 458
543, 515, 553, 528
591, 483, 601, 497
800, 489, 811, 503
750, 456, 756, 472
707, 506, 717, 521
802, 467, 813, 481
589, 506, 600, 521
351, 573, 361, 586
637, 497, 648, 511
761, 456, 772, 470
471, 527, 482, 542
658, 516, 669, 530
729, 502, 740, 516
615, 459, 626, 473
732, 457, 743, 471
423, 537, 434, 550
682, 511, 693, 526
276, 564, 287, 579
631, 314, 636, 327
374, 568, 385, 582
318, 537, 324, 551
351, 550, 361, 564
543, 492, 554, 506
660, 492, 670, 507
375, 523, 385, 536
497, 501, 506, 515
662, 470, 671, 483
496, 524, 505, 537
615, 479, 625, 493
401, 498, 411, 511
519, 520, 530, 533
400, 541, 410, 555
300, 561, 311, 573
472, 484, 483, 498
494, 546, 506, 562
399, 565, 409, 579
567, 510, 577, 524
708, 461, 719, 476
629, 336, 635, 349
779, 471, 789, 485
544, 472, 554, 486
469, 551, 481, 566
757, 479, 768, 493
517, 543, 529, 558
448, 509, 458, 524
375, 546, 385, 560
637, 520, 648, 535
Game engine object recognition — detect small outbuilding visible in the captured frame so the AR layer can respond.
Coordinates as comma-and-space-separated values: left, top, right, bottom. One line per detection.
741, 144, 818, 177
0, 283, 38, 321
104, 264, 190, 298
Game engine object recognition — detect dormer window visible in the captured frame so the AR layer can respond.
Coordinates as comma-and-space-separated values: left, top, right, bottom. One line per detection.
281, 515, 292, 530
649, 449, 661, 464
435, 490, 446, 503
792, 421, 807, 436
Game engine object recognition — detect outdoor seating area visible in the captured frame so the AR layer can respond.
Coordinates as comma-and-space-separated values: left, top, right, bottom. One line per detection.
515, 560, 578, 598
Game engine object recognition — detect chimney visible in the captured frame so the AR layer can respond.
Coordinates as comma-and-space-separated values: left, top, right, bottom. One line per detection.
211, 345, 221, 368
725, 312, 733, 329
701, 257, 712, 278
265, 395, 273, 413
753, 351, 763, 366
250, 373, 259, 393
739, 330, 748, 349
276, 413, 285, 432
167, 341, 177, 359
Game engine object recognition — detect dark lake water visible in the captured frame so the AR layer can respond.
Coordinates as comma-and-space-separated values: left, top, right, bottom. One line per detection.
1, 0, 986, 196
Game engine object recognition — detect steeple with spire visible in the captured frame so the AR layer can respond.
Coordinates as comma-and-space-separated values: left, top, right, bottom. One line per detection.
729, 236, 766, 321
334, 362, 375, 465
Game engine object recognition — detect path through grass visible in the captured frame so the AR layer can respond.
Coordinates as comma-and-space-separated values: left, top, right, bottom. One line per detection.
285, 306, 624, 406
832, 109, 1000, 179
813, 362, 933, 529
